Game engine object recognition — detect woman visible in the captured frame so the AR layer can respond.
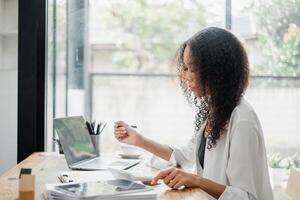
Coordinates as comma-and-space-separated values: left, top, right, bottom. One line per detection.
114, 27, 273, 200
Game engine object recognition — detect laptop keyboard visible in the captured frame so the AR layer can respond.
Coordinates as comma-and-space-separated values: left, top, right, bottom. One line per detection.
77, 158, 105, 169
76, 157, 140, 170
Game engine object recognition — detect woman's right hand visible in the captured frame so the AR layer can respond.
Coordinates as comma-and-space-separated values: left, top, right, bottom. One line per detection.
114, 121, 142, 146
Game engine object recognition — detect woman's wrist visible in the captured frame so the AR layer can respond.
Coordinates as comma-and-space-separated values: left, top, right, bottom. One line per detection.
195, 175, 204, 188
195, 176, 226, 199
135, 133, 145, 147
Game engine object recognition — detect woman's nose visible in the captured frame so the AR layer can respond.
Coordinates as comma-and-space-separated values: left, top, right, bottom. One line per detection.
185, 71, 193, 81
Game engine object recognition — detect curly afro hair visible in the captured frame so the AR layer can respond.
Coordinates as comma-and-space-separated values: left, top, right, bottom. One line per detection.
176, 27, 249, 149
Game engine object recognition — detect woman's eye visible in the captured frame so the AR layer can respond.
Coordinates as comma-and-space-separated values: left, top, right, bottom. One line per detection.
183, 66, 196, 73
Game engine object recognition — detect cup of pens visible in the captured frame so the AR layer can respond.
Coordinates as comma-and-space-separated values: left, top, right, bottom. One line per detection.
86, 121, 107, 156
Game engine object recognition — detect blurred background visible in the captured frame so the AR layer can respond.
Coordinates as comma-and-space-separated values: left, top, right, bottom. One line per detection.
46, 0, 300, 154
0, 0, 299, 198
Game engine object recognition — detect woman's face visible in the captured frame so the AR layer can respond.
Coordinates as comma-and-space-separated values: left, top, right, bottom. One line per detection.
183, 45, 203, 97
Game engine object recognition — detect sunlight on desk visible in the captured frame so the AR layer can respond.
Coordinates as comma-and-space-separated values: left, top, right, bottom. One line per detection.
0, 152, 209, 200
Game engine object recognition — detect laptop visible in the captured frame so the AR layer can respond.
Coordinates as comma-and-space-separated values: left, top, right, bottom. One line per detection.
54, 116, 140, 170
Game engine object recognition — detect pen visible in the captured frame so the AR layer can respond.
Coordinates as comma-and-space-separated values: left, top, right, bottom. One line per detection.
99, 122, 107, 134
122, 160, 140, 170
86, 121, 94, 135
116, 124, 137, 128
91, 121, 96, 133
96, 124, 100, 135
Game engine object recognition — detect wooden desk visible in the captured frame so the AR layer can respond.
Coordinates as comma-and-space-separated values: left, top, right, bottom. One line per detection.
0, 152, 208, 200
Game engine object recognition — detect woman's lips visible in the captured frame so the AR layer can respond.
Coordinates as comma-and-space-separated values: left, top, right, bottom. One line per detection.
188, 86, 196, 90
189, 86, 200, 94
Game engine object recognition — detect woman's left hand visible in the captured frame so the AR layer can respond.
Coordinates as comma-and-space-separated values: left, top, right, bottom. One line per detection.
151, 168, 201, 189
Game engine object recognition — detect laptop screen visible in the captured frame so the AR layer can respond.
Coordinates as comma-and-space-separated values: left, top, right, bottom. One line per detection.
54, 116, 97, 166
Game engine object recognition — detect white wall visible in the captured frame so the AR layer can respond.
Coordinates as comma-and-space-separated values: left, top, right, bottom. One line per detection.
0, 0, 18, 175
3, 0, 18, 32
0, 71, 17, 175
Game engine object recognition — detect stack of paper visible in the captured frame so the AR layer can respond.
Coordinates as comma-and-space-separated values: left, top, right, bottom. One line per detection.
43, 180, 157, 200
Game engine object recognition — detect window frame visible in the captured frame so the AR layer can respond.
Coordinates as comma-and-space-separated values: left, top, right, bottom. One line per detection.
18, 0, 47, 162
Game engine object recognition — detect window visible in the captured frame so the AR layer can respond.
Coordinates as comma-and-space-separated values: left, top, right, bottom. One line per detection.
47, 0, 300, 156
231, 0, 300, 155
47, 0, 225, 152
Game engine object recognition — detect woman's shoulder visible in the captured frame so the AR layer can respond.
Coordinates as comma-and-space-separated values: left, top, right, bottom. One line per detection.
227, 97, 264, 141
229, 97, 260, 125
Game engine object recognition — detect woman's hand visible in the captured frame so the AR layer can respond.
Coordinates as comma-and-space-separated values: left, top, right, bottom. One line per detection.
114, 121, 142, 146
151, 168, 202, 189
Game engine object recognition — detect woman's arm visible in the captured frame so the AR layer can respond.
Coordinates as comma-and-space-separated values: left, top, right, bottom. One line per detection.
151, 168, 226, 199
114, 121, 173, 161
136, 135, 173, 161
151, 167, 253, 199
199, 176, 252, 200
197, 177, 226, 199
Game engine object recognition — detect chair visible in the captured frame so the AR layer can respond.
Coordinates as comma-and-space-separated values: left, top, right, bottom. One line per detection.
286, 168, 300, 200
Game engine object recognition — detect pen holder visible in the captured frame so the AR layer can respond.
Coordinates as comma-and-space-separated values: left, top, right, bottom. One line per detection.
90, 134, 100, 156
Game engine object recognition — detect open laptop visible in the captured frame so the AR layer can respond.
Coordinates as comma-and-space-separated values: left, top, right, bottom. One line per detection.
54, 116, 140, 170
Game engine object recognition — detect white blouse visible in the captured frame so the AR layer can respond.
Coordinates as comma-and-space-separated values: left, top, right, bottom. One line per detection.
150, 98, 273, 200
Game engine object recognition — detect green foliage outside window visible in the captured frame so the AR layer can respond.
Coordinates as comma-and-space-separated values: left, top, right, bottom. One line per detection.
95, 0, 206, 72
268, 152, 300, 169
253, 0, 300, 76
92, 0, 300, 76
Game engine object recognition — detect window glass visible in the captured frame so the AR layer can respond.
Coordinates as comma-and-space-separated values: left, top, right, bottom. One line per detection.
232, 0, 300, 154
48, 0, 300, 154
47, 0, 225, 152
